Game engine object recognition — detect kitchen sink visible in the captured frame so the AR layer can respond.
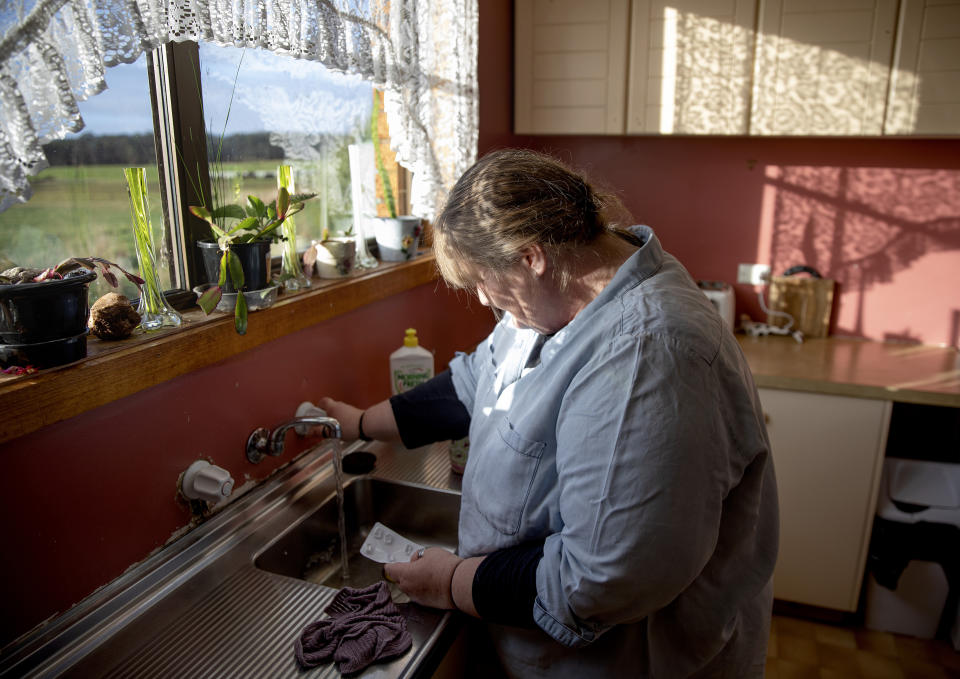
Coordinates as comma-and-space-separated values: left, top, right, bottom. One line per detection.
255, 476, 461, 591
1, 443, 466, 679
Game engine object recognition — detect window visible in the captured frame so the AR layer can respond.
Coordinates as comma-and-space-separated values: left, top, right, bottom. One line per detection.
0, 41, 376, 301
0, 55, 167, 303
194, 44, 374, 252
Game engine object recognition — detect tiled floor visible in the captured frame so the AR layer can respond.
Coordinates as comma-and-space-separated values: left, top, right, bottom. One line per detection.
767, 614, 960, 678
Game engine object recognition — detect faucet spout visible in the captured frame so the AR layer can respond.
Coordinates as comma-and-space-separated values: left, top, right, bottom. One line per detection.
246, 416, 341, 464
270, 416, 341, 455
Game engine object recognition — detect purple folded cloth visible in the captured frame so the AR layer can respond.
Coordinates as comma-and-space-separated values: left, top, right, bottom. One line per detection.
295, 581, 412, 674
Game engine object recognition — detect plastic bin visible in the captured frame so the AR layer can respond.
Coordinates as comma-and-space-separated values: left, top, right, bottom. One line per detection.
865, 458, 960, 645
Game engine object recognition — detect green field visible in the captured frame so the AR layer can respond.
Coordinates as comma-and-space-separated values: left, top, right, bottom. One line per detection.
0, 162, 333, 302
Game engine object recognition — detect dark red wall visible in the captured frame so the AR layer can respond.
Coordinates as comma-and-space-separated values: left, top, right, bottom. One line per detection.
480, 0, 960, 348
4, 0, 959, 651
0, 284, 492, 647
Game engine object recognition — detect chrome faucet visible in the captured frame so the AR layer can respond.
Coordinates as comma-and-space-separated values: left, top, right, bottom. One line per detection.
246, 416, 342, 464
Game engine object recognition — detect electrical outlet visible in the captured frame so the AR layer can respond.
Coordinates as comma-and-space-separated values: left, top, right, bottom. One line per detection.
737, 263, 770, 285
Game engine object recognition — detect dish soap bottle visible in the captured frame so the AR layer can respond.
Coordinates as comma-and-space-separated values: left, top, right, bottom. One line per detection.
390, 328, 434, 394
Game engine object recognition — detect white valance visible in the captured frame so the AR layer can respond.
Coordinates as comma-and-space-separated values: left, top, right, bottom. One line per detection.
0, 0, 477, 219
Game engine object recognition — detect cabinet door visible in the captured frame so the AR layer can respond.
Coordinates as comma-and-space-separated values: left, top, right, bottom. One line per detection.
759, 388, 891, 611
514, 0, 630, 134
750, 0, 898, 135
885, 0, 960, 135
627, 0, 757, 134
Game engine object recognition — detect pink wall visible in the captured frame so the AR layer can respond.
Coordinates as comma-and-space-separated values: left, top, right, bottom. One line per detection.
0, 283, 493, 647
480, 1, 960, 348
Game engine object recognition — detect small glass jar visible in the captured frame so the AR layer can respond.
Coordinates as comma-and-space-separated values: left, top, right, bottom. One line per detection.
449, 437, 470, 474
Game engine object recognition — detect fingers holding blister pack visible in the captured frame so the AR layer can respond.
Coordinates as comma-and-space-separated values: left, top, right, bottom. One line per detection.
360, 522, 424, 564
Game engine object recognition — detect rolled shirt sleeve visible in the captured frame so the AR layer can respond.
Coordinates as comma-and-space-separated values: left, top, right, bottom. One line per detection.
449, 345, 486, 414
534, 335, 727, 646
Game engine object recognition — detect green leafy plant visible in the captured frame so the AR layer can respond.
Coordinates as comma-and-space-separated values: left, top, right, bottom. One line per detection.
189, 187, 316, 334
176, 49, 318, 335
1, 257, 144, 288
371, 93, 397, 219
180, 51, 244, 238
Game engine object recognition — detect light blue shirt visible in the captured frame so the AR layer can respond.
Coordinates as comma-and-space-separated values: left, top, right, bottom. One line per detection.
449, 226, 778, 677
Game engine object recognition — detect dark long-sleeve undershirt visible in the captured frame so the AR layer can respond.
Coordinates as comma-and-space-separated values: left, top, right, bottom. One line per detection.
389, 370, 470, 448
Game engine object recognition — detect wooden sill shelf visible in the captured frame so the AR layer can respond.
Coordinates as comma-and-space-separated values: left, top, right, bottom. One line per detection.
0, 253, 438, 445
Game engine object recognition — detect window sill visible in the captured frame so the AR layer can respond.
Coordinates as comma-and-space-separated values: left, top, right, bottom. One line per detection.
0, 253, 438, 445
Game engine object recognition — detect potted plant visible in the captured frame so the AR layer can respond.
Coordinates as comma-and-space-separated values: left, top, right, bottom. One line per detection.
177, 50, 315, 335
0, 257, 144, 370
369, 94, 423, 262
190, 187, 316, 335
307, 225, 357, 279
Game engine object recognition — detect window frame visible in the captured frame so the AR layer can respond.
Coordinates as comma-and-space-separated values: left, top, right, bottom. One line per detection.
146, 41, 409, 290
149, 41, 215, 290
0, 40, 427, 443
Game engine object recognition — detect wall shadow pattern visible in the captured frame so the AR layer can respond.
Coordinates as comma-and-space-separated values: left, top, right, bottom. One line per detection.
764, 166, 960, 345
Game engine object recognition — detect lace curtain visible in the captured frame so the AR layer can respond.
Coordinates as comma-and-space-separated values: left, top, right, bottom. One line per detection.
0, 0, 477, 219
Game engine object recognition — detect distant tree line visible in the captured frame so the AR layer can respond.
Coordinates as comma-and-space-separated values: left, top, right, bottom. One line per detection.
42, 132, 283, 166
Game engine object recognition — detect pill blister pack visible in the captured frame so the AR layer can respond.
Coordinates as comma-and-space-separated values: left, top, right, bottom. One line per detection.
359, 522, 424, 564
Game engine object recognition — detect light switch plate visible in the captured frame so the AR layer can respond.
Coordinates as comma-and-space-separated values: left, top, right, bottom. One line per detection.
737, 263, 770, 285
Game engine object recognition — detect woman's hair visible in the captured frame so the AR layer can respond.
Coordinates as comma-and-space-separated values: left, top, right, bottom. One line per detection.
432, 148, 629, 291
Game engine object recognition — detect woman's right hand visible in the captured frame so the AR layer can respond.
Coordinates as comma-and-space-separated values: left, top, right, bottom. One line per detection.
317, 397, 364, 440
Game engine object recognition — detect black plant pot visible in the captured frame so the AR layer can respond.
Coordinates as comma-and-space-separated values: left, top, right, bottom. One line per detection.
0, 331, 89, 370
0, 270, 97, 345
197, 239, 272, 293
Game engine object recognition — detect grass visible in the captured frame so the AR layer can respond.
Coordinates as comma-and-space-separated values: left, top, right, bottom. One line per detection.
0, 163, 294, 301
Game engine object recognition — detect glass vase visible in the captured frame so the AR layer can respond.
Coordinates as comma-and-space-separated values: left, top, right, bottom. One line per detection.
123, 167, 182, 330
276, 165, 311, 290
348, 143, 379, 270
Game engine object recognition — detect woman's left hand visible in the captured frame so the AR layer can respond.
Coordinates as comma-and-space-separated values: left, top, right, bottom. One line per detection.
384, 547, 462, 610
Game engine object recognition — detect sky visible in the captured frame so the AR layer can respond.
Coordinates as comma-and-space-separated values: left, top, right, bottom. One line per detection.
71, 45, 373, 138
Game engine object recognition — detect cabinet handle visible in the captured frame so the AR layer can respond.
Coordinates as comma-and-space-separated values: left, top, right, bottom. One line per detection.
763, 412, 770, 425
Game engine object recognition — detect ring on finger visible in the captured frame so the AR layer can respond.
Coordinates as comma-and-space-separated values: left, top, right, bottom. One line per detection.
416, 547, 426, 559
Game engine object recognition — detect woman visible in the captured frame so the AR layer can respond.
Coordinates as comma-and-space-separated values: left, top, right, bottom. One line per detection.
320, 149, 778, 677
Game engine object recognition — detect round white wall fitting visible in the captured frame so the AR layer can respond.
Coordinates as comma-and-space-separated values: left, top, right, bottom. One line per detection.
181, 460, 234, 504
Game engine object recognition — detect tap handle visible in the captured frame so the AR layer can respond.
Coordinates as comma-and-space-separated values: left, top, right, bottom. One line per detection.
295, 402, 327, 435
181, 460, 234, 504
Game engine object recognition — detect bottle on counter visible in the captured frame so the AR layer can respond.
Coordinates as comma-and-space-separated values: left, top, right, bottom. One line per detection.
390, 328, 434, 395
449, 436, 469, 474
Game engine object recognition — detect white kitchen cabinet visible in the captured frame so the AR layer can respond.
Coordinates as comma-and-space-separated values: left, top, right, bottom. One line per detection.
514, 0, 630, 134
627, 0, 757, 134
514, 0, 960, 136
749, 0, 898, 135
885, 0, 960, 135
759, 387, 891, 612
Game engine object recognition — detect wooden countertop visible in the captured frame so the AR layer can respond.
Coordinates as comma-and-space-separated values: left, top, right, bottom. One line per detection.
737, 335, 960, 408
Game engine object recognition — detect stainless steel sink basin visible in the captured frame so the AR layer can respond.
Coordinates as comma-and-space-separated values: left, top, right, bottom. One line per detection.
1, 443, 465, 679
255, 476, 461, 591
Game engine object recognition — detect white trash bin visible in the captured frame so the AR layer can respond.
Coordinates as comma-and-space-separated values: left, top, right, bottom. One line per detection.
865, 458, 960, 644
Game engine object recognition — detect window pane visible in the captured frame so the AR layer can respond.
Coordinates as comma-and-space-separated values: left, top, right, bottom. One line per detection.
0, 54, 167, 303
196, 44, 373, 251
